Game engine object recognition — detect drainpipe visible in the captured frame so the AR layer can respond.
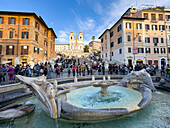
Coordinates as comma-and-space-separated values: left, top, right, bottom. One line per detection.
17, 13, 20, 57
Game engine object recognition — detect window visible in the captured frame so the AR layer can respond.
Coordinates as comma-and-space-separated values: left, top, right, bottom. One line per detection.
117, 24, 121, 32
136, 23, 142, 29
111, 42, 114, 48
154, 48, 159, 53
144, 13, 148, 19
168, 47, 170, 53
126, 22, 131, 29
0, 17, 4, 24
35, 21, 39, 29
22, 32, 29, 39
167, 26, 170, 31
0, 45, 2, 54
145, 24, 150, 30
152, 25, 157, 30
34, 47, 37, 53
145, 37, 150, 43
145, 48, 151, 53
44, 30, 47, 36
105, 43, 107, 49
101, 38, 103, 43
0, 31, 3, 38
159, 14, 163, 20
127, 34, 131, 42
138, 48, 144, 53
8, 17, 16, 24
168, 35, 170, 42
9, 31, 13, 39
44, 51, 47, 56
102, 46, 103, 51
161, 38, 164, 43
112, 52, 113, 56
128, 47, 131, 53
166, 15, 170, 21
161, 48, 166, 54
44, 40, 48, 46
106, 53, 107, 57
153, 37, 159, 45
105, 35, 107, 40
37, 48, 39, 54
110, 31, 113, 37
138, 35, 142, 42
151, 14, 156, 20
118, 36, 122, 44
159, 25, 165, 31
23, 18, 29, 25
21, 46, 29, 55
6, 45, 14, 55
35, 34, 38, 42
119, 48, 122, 54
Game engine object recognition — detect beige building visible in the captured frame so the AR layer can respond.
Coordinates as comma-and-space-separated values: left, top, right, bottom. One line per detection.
88, 41, 101, 54
165, 9, 170, 64
0, 11, 57, 65
55, 32, 84, 57
99, 6, 169, 68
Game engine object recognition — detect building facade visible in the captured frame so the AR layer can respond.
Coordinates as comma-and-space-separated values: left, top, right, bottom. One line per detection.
99, 6, 169, 68
0, 11, 57, 65
55, 32, 84, 57
88, 41, 101, 54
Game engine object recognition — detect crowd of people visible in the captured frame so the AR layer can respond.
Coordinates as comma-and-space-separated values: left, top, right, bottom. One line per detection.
0, 57, 170, 84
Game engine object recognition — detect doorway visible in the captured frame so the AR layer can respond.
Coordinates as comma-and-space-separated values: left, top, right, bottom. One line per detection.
128, 59, 132, 66
161, 58, 166, 67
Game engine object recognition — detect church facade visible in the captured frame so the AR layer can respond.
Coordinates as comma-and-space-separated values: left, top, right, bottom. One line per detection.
55, 32, 84, 57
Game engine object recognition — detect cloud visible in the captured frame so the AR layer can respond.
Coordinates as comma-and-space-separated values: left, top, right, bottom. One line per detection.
56, 30, 69, 44
94, 2, 103, 15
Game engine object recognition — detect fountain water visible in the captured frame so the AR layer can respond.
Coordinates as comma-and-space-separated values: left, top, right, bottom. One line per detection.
16, 69, 154, 122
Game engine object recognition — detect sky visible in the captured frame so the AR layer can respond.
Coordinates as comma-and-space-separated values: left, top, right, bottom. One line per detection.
1, 0, 170, 45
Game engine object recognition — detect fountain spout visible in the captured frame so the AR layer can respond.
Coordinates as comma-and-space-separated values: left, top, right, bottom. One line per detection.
92, 81, 117, 95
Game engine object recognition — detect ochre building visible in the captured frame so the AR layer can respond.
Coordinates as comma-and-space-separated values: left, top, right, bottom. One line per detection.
0, 11, 57, 65
88, 41, 101, 54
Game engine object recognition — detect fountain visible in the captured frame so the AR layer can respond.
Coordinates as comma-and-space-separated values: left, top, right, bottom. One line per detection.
15, 69, 155, 122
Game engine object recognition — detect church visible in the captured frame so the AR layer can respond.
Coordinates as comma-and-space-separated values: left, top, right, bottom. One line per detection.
55, 32, 84, 57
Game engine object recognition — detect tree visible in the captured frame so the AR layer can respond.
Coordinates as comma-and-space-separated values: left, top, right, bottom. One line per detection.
84, 45, 89, 52
91, 36, 95, 41
97, 50, 101, 55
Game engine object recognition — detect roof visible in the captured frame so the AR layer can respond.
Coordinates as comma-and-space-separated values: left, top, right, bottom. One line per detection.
0, 11, 57, 38
98, 17, 145, 39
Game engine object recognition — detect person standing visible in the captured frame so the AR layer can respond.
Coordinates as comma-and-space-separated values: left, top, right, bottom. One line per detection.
43, 63, 48, 76
8, 66, 15, 80
72, 65, 76, 77
98, 65, 101, 75
0, 65, 4, 83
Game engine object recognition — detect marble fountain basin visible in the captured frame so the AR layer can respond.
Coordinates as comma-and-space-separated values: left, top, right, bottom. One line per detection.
16, 69, 155, 122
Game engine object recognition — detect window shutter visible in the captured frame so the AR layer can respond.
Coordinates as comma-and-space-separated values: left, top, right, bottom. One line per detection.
22, 32, 24, 39
129, 23, 131, 29
14, 18, 16, 24
140, 24, 142, 29
126, 23, 127, 28
0, 45, 2, 54
23, 18, 25, 25
38, 24, 40, 29
2, 17, 4, 24
156, 25, 157, 30
21, 46, 23, 55
27, 32, 29, 39
6, 46, 9, 55
12, 45, 15, 55
35, 21, 36, 27
28, 18, 30, 25
163, 25, 165, 30
0, 31, 2, 38
27, 46, 29, 55
37, 48, 39, 54
8, 17, 11, 24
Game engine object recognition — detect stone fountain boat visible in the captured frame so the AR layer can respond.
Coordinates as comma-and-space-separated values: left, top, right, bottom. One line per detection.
0, 104, 35, 121
16, 69, 156, 121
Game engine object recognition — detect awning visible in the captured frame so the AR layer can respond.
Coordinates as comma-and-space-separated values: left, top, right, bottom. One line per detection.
3, 61, 12, 64
136, 59, 143, 63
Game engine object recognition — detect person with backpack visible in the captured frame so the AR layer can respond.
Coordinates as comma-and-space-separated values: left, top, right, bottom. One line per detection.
43, 63, 48, 76
25, 65, 31, 77
0, 64, 4, 83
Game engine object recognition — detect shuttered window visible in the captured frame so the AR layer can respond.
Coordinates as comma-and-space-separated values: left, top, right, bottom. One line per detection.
23, 18, 30, 25
0, 45, 2, 54
6, 45, 14, 55
22, 32, 29, 39
8, 17, 16, 24
0, 17, 4, 24
21, 46, 29, 55
9, 31, 13, 38
0, 31, 3, 38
